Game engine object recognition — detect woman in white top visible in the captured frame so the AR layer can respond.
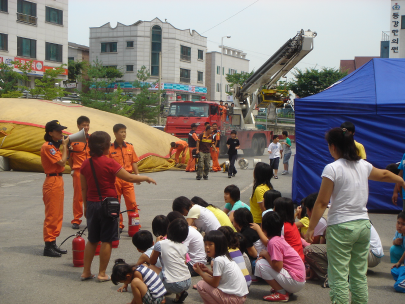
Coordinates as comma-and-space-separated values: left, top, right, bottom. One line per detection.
306, 127, 405, 304
172, 196, 221, 232
194, 230, 249, 304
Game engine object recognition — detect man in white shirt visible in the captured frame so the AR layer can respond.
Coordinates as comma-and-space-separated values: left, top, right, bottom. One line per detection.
268, 135, 283, 179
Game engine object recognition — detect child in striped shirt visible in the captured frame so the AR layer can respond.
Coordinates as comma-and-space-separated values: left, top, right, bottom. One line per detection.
112, 258, 166, 304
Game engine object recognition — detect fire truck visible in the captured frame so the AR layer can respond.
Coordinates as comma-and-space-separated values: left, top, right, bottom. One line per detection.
165, 30, 317, 156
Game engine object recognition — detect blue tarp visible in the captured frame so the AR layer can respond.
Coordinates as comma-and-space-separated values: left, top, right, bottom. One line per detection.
292, 58, 405, 212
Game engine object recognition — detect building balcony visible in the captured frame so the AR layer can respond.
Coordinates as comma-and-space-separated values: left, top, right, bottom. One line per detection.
180, 77, 190, 83
180, 54, 191, 62
16, 13, 37, 25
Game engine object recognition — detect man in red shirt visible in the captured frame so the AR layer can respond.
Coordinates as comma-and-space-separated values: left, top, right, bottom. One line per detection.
109, 124, 140, 233
196, 125, 215, 180
68, 116, 91, 229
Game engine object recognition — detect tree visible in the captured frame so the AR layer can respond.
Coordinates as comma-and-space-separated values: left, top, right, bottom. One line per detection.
225, 71, 254, 95
287, 67, 348, 98
68, 60, 86, 83
0, 60, 32, 97
78, 59, 133, 117
130, 65, 163, 124
31, 65, 67, 100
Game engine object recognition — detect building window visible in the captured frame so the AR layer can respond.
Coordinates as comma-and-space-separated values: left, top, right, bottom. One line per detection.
0, 0, 8, 12
197, 71, 203, 83
127, 41, 134, 48
151, 25, 161, 76
402, 16, 405, 29
180, 68, 190, 83
68, 57, 74, 61
17, 0, 37, 25
225, 84, 230, 92
217, 66, 220, 75
101, 42, 117, 53
0, 33, 8, 51
216, 83, 221, 92
198, 50, 203, 60
180, 45, 191, 62
17, 37, 36, 58
228, 68, 237, 75
45, 42, 62, 62
126, 65, 134, 72
46, 6, 63, 25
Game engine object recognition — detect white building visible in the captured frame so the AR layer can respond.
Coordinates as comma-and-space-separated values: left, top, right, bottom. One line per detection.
68, 42, 89, 91
386, 0, 405, 58
206, 46, 249, 102
89, 18, 207, 101
0, 0, 68, 87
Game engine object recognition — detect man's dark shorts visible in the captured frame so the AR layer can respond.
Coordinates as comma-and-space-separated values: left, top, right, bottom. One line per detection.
86, 201, 119, 243
270, 157, 280, 170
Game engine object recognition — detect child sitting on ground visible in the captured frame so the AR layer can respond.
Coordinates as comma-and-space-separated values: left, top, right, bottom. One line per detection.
172, 196, 221, 233
254, 212, 305, 302
262, 190, 281, 218
294, 203, 309, 237
111, 258, 166, 304
223, 185, 250, 223
218, 226, 252, 287
274, 197, 305, 262
191, 196, 236, 231
152, 215, 169, 238
149, 218, 191, 303
167, 211, 206, 277
132, 230, 162, 268
194, 230, 249, 304
391, 211, 405, 265
249, 162, 273, 224
233, 208, 266, 279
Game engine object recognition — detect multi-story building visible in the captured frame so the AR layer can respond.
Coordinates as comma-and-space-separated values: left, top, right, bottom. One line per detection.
68, 42, 89, 91
89, 17, 207, 102
206, 46, 249, 102
0, 0, 68, 87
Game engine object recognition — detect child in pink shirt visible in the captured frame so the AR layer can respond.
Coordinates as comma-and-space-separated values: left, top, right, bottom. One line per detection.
254, 211, 305, 302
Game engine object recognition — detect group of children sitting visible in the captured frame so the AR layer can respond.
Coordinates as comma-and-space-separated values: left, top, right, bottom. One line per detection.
109, 161, 405, 304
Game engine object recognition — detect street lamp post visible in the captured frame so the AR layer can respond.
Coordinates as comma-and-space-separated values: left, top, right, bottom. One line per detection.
220, 35, 231, 101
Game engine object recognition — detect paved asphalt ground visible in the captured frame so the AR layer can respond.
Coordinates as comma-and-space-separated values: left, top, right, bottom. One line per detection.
0, 148, 403, 303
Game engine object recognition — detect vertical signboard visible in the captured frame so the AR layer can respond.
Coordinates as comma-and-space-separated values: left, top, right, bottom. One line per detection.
390, 1, 404, 58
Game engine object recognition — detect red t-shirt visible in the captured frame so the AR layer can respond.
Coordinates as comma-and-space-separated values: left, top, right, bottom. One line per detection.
80, 155, 122, 202
283, 222, 305, 262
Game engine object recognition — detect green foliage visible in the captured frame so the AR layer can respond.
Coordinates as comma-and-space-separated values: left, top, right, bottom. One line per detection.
78, 59, 133, 117
1, 91, 23, 98
130, 65, 163, 124
225, 71, 254, 95
31, 65, 67, 100
287, 68, 348, 98
68, 60, 86, 82
0, 60, 32, 96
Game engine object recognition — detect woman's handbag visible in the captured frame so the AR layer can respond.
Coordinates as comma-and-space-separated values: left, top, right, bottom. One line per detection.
89, 158, 120, 218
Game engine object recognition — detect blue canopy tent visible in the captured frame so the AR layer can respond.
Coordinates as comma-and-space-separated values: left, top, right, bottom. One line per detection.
292, 58, 405, 212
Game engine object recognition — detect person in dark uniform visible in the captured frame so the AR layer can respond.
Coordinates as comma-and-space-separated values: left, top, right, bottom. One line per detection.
41, 120, 70, 257
186, 123, 199, 172
227, 130, 240, 178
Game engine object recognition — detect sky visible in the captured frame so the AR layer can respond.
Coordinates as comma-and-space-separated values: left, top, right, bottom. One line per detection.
68, 0, 390, 77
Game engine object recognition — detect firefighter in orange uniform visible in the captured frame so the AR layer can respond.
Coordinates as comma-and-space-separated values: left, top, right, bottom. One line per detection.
219, 100, 226, 122
109, 124, 140, 233
169, 140, 189, 164
211, 123, 222, 172
186, 123, 199, 172
68, 116, 91, 230
41, 120, 70, 257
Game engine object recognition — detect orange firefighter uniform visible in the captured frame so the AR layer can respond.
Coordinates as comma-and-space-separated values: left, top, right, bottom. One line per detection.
170, 140, 188, 164
109, 141, 139, 230
186, 130, 199, 172
211, 130, 222, 171
41, 142, 65, 242
220, 105, 227, 122
69, 137, 90, 226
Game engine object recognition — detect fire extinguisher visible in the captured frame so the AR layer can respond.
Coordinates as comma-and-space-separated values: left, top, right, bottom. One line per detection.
59, 227, 88, 267
128, 210, 140, 237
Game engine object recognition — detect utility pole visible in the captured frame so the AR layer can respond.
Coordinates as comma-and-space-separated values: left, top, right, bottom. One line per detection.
158, 51, 162, 125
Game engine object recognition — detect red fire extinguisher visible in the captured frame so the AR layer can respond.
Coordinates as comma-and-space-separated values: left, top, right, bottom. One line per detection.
128, 210, 140, 237
72, 233, 86, 267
